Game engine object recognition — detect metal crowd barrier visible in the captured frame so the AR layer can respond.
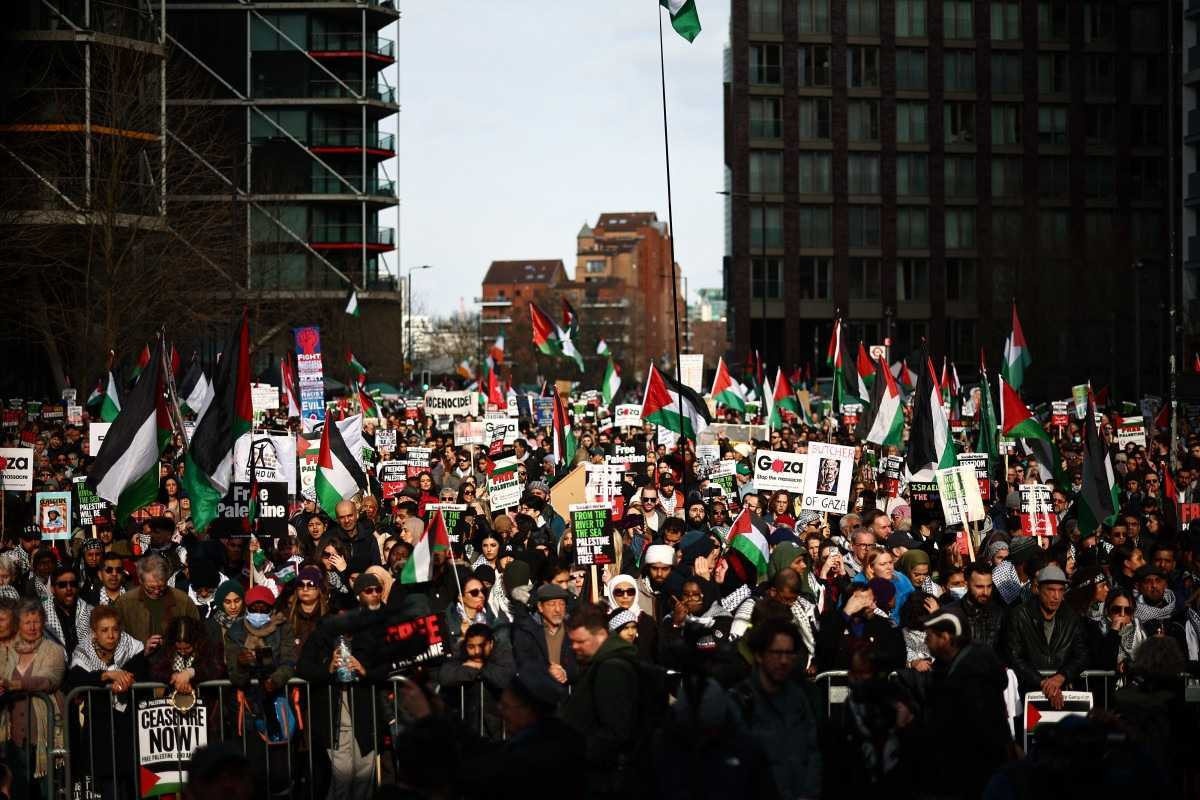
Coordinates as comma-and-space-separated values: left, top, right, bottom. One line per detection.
0, 691, 57, 800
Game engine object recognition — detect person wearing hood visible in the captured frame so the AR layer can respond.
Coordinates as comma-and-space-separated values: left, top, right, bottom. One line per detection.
638, 544, 676, 621
605, 573, 658, 661
180, 557, 225, 622
207, 579, 244, 645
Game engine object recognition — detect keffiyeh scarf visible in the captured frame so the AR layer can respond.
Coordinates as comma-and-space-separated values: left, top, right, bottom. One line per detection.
1134, 589, 1176, 623
992, 560, 1025, 605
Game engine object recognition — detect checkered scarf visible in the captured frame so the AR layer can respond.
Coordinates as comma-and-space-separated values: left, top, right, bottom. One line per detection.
1134, 589, 1176, 623
992, 560, 1024, 605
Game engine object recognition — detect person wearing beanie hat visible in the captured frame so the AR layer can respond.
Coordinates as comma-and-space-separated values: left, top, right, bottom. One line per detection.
607, 608, 639, 643
637, 544, 676, 621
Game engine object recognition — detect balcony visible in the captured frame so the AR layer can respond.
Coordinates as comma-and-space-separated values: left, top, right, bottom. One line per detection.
310, 128, 395, 155
309, 33, 395, 63
309, 80, 396, 104
311, 224, 394, 251
308, 174, 395, 196
1188, 173, 1200, 207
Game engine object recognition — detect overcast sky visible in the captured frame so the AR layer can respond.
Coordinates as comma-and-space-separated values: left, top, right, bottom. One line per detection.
390, 1, 731, 316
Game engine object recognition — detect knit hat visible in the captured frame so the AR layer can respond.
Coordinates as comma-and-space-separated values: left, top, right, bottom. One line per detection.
353, 571, 382, 594
986, 540, 1010, 561
244, 585, 275, 609
527, 480, 550, 494
503, 559, 532, 594
1008, 536, 1040, 564
214, 579, 244, 608
189, 558, 220, 591
608, 608, 638, 632
81, 538, 104, 552
644, 544, 675, 566
297, 565, 323, 585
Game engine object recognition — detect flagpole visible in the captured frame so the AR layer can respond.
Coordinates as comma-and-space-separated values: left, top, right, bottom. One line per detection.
657, 5, 690, 495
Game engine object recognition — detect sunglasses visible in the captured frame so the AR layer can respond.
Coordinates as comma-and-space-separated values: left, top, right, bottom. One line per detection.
360, 586, 382, 595
102, 567, 122, 574
323, 552, 337, 559
642, 496, 658, 503
464, 588, 484, 597
297, 580, 319, 589
613, 588, 637, 598
55, 580, 79, 589
1109, 605, 1133, 616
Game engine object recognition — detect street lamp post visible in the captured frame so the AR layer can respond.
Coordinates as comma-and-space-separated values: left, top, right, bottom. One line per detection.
406, 264, 433, 380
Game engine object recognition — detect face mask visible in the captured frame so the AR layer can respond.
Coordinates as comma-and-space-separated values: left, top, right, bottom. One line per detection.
246, 612, 271, 627
948, 586, 968, 599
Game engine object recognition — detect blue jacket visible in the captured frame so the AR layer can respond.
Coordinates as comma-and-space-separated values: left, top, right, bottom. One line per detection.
849, 570, 914, 624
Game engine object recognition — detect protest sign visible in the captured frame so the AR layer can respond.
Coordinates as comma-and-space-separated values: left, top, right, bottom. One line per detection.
88, 422, 111, 454
61, 388, 77, 404
908, 481, 939, 502
1179, 503, 1200, 525
406, 446, 433, 479
956, 452, 991, 501
753, 449, 807, 494
613, 404, 642, 428
294, 326, 326, 433
488, 460, 524, 509
801, 443, 855, 513
840, 402, 862, 429
657, 425, 679, 449
72, 476, 109, 527
694, 444, 720, 478
137, 697, 208, 797
934, 466, 985, 526
453, 421, 486, 447
1023, 691, 1092, 754
1019, 484, 1058, 538
66, 404, 83, 425
483, 416, 519, 446
424, 390, 476, 418
426, 504, 466, 554
0, 448, 34, 492
250, 383, 279, 414
1115, 416, 1146, 450
36, 491, 71, 539
505, 394, 519, 417
379, 612, 447, 671
585, 464, 625, 519
1050, 401, 1070, 429
378, 461, 407, 499
570, 502, 615, 566
233, 432, 297, 495
878, 456, 904, 498
213, 483, 257, 529
249, 482, 289, 538
41, 404, 64, 423
534, 397, 554, 426
1071, 385, 1089, 419
679, 354, 704, 394
710, 460, 738, 498
704, 423, 768, 444
1, 409, 20, 429
607, 443, 646, 468
375, 429, 397, 453
298, 434, 319, 501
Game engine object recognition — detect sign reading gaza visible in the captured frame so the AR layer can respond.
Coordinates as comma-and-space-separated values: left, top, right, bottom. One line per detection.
423, 390, 477, 417
753, 449, 806, 493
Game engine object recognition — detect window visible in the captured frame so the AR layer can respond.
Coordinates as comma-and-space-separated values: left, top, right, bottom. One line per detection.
798, 152, 833, 193
799, 45, 832, 87
896, 0, 926, 37
750, 206, 784, 249
1085, 158, 1114, 198
897, 259, 929, 300
849, 258, 882, 300
1131, 158, 1164, 201
748, 0, 782, 34
991, 157, 1022, 196
1084, 2, 1113, 43
991, 53, 1021, 94
585, 259, 605, 274
1083, 108, 1115, 150
897, 154, 929, 195
946, 318, 977, 360
897, 102, 927, 143
896, 49, 927, 91
1085, 55, 1115, 95
251, 13, 306, 51
943, 0, 973, 39
1085, 211, 1115, 250
751, 258, 783, 299
750, 44, 782, 85
944, 102, 975, 144
992, 106, 1022, 145
945, 258, 977, 301
897, 208, 929, 249
944, 51, 975, 92
848, 206, 881, 248
848, 154, 880, 194
894, 321, 930, 354
847, 0, 879, 35
1038, 211, 1070, 255
992, 210, 1022, 243
798, 207, 832, 248
1039, 0, 1068, 41
1038, 106, 1068, 145
1130, 5, 1162, 51
750, 97, 782, 138
749, 151, 783, 193
798, 257, 832, 300
799, 98, 831, 139
1131, 212, 1162, 253
945, 209, 975, 249
944, 156, 976, 197
990, 1, 1020, 40
847, 47, 879, 88
1131, 56, 1164, 97
797, 0, 830, 33
1133, 107, 1162, 147
847, 100, 880, 141
1038, 53, 1069, 94
1038, 157, 1069, 196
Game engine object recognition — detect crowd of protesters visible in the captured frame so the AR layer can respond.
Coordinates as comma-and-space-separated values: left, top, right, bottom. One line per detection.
0, 393, 1198, 800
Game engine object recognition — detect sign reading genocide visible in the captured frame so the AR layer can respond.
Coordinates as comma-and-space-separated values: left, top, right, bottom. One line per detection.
423, 390, 476, 417
570, 502, 615, 566
0, 447, 34, 492
801, 442, 855, 513
137, 697, 208, 797
72, 476, 109, 527
752, 449, 807, 493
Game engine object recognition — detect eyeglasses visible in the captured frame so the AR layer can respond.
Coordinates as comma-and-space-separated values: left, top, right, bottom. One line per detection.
1109, 605, 1133, 616
55, 580, 79, 589
298, 580, 319, 589
613, 588, 637, 598
464, 588, 484, 597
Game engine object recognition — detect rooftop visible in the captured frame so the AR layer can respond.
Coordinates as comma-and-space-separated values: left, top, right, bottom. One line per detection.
594, 212, 659, 232
482, 259, 566, 285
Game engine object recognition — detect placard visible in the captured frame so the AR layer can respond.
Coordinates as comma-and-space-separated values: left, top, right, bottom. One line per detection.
233, 432, 297, 495
1018, 484, 1058, 537
752, 449, 807, 494
613, 404, 642, 428
375, 429, 397, 452
908, 481, 939, 502
378, 460, 407, 499
379, 612, 447, 671
72, 476, 109, 527
1050, 401, 1071, 429
534, 397, 555, 427
1023, 691, 1093, 753
36, 491, 72, 539
453, 421, 486, 446
423, 390, 476, 417
1115, 416, 1146, 450
1071, 384, 1089, 419
607, 444, 646, 467
298, 434, 319, 501
250, 383, 279, 413
66, 404, 83, 425
406, 446, 433, 479
294, 325, 326, 433
570, 502, 615, 566
585, 464, 625, 520
801, 442, 855, 513
1, 409, 21, 429
840, 402, 862, 429
679, 354, 705, 394
488, 459, 524, 509
88, 422, 112, 454
878, 455, 904, 498
694, 444, 720, 478
956, 452, 991, 501
426, 503, 466, 554
61, 388, 77, 404
704, 423, 768, 443
482, 416, 519, 446
250, 482, 289, 538
934, 466, 985, 525
0, 447, 34, 492
40, 404, 64, 423
137, 697, 208, 797
710, 460, 737, 498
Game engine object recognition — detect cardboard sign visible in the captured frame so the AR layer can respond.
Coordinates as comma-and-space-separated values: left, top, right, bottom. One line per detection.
72, 476, 109, 527
294, 325, 326, 433
613, 404, 642, 428
710, 460, 737, 499
424, 390, 476, 418
879, 455, 904, 498
1050, 401, 1070, 429
934, 466, 985, 525
375, 429, 397, 453
1071, 385, 1089, 419
0, 447, 34, 492
36, 491, 72, 539
378, 460, 407, 499
956, 452, 991, 501
1115, 416, 1146, 450
753, 449, 807, 493
233, 433, 297, 495
1023, 691, 1093, 753
570, 502, 615, 566
88, 422, 112, 454
483, 416, 519, 446
250, 383, 279, 414
801, 442, 855, 513
379, 612, 447, 671
679, 354, 705, 394
453, 421, 486, 447
137, 697, 209, 797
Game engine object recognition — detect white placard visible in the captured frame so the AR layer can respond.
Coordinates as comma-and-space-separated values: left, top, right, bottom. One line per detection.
66, 405, 83, 425
614, 404, 642, 428
0, 448, 35, 492
935, 465, 985, 525
1115, 416, 1146, 450
483, 416, 519, 445
454, 421, 486, 446
423, 389, 477, 417
375, 429, 397, 452
657, 425, 679, 449
801, 442, 855, 513
233, 432, 298, 495
251, 383, 279, 413
752, 449, 807, 493
88, 422, 111, 454
679, 354, 705, 394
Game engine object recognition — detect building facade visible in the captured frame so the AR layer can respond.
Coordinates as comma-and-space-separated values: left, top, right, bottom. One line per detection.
726, 0, 1178, 398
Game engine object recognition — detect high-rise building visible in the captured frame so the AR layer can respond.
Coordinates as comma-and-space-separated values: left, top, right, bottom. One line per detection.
726, 0, 1178, 397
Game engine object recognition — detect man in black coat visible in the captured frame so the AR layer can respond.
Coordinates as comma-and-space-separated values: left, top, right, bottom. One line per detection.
1002, 565, 1089, 708
946, 561, 1005, 652
511, 584, 577, 687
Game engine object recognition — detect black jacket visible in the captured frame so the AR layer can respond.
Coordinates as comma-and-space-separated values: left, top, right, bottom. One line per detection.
1002, 598, 1090, 693
947, 594, 1005, 652
560, 635, 639, 770
816, 609, 906, 673
511, 611, 578, 686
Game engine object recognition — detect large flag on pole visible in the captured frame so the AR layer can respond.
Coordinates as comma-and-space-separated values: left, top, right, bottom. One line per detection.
864, 356, 904, 447
100, 371, 122, 422
1001, 302, 1033, 392
552, 391, 576, 467
315, 412, 369, 519
530, 302, 585, 372
88, 337, 171, 522
1076, 398, 1119, 535
659, 0, 701, 42
769, 367, 799, 429
601, 358, 622, 406
905, 354, 957, 477
856, 343, 876, 400
1000, 376, 1065, 485
399, 508, 451, 584
178, 359, 214, 419
977, 353, 1001, 482
641, 363, 711, 441
182, 314, 254, 533
346, 350, 367, 380
710, 356, 747, 413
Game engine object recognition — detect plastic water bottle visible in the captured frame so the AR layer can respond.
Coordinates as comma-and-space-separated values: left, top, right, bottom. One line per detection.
335, 636, 355, 683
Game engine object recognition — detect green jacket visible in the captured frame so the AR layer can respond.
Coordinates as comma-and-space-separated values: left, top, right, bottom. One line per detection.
560, 634, 638, 768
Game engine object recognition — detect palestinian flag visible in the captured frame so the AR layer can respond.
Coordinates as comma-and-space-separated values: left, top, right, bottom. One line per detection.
892, 360, 917, 392
726, 508, 769, 583
182, 314, 253, 534
977, 354, 1001, 482
530, 302, 584, 372
865, 356, 904, 447
344, 288, 360, 317
346, 349, 367, 380
86, 378, 103, 409
488, 333, 505, 368
561, 297, 579, 337
88, 338, 171, 522
641, 363, 711, 441
1001, 302, 1033, 392
856, 343, 876, 399
1076, 397, 1119, 535
1001, 377, 1066, 485
280, 356, 300, 418
356, 378, 379, 419
769, 367, 799, 429
552, 392, 576, 467
99, 371, 122, 422
601, 358, 622, 406
742, 351, 762, 401
761, 374, 774, 426
660, 0, 701, 42
710, 356, 747, 413
596, 338, 611, 358
400, 508, 451, 584
178, 358, 214, 419
315, 411, 369, 518
905, 355, 957, 477
130, 344, 151, 383
826, 320, 860, 412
